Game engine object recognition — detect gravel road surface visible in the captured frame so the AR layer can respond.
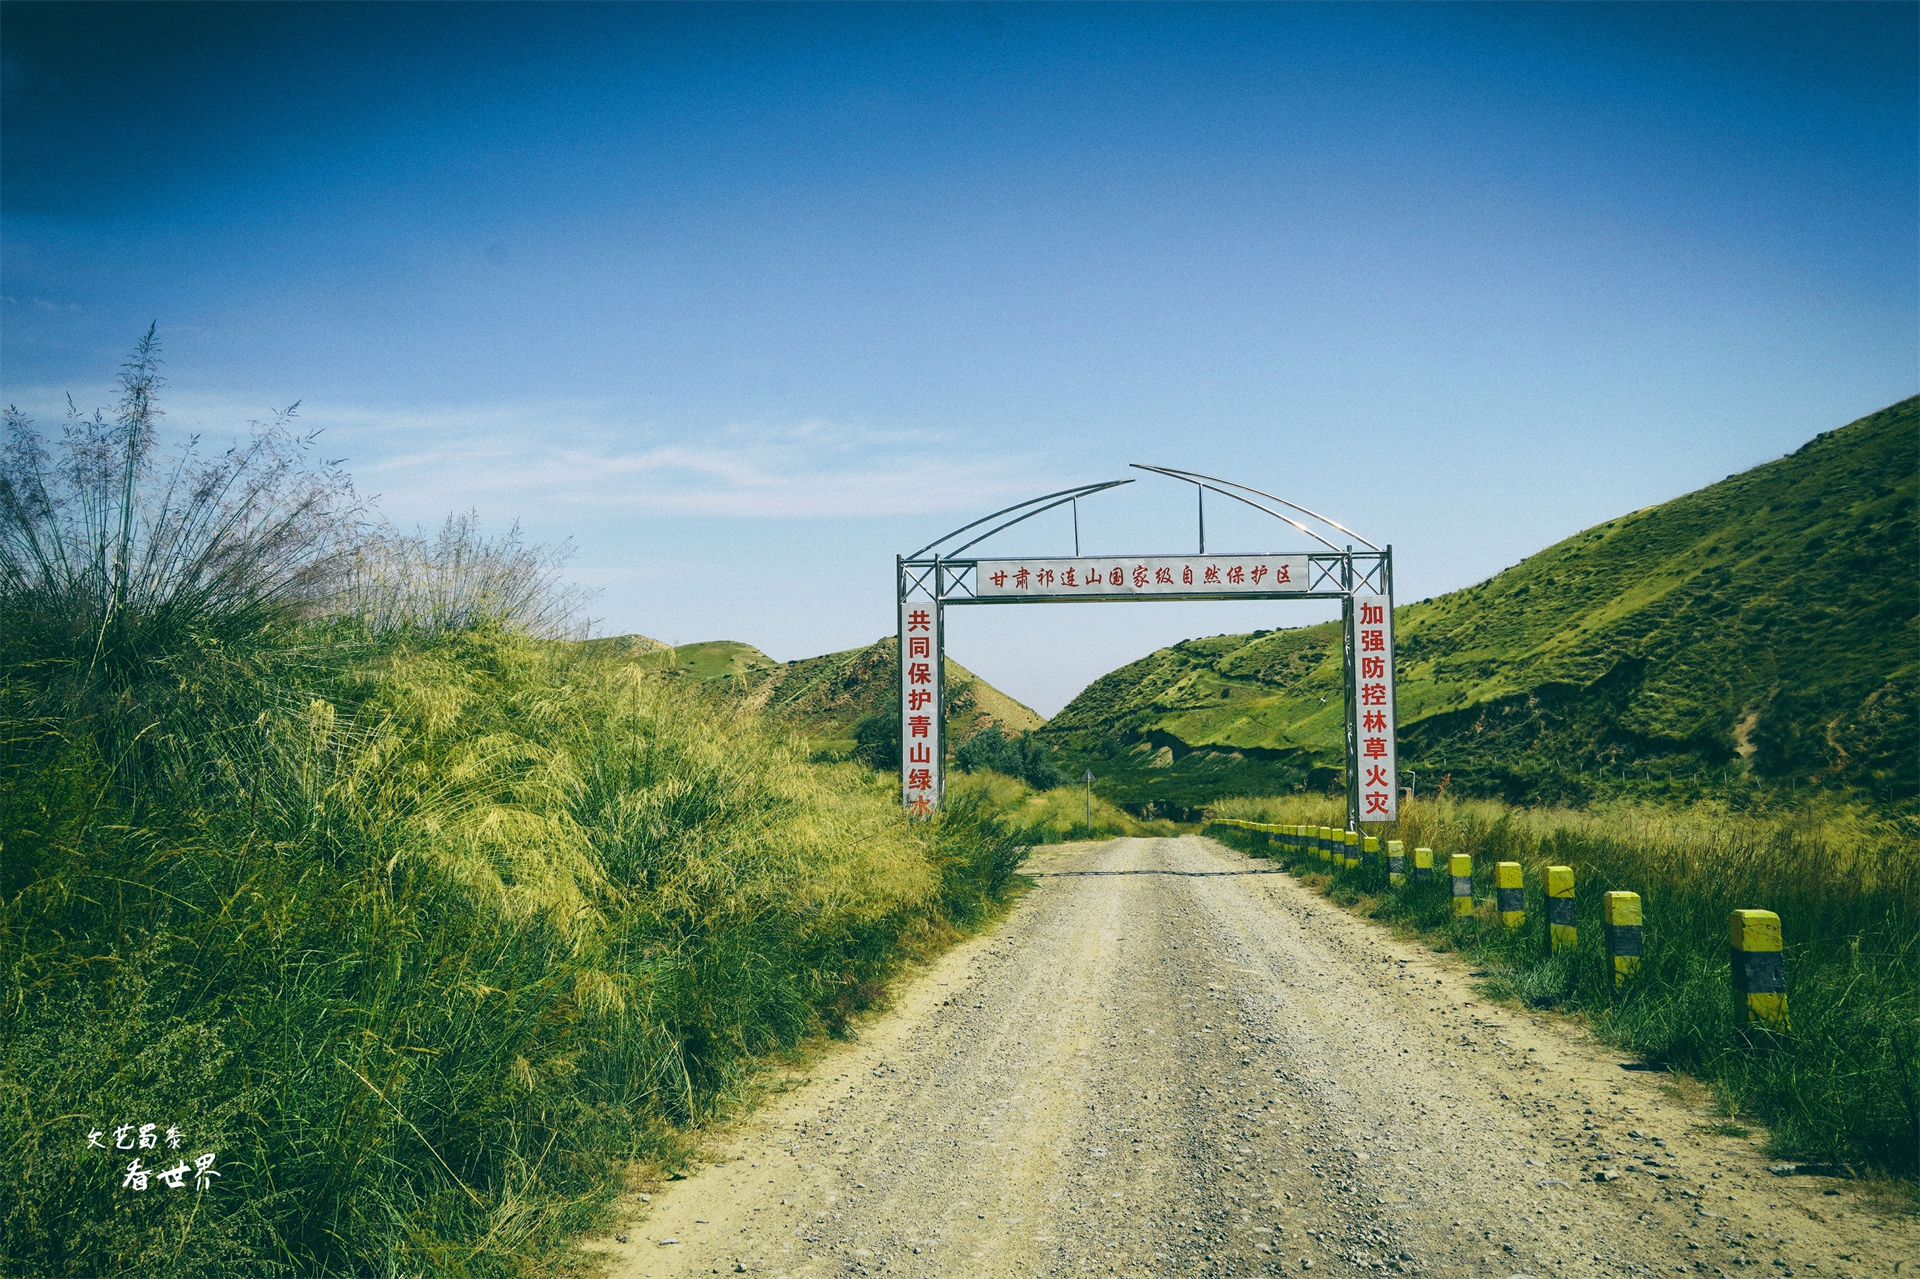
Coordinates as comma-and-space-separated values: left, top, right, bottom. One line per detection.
592, 836, 1913, 1279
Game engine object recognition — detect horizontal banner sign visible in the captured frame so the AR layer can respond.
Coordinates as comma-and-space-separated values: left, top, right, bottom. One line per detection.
972, 556, 1310, 597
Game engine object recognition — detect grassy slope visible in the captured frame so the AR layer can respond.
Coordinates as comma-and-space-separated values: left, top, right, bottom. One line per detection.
1045, 397, 1919, 814
586, 635, 1047, 756
1, 627, 1027, 1277
755, 638, 1044, 751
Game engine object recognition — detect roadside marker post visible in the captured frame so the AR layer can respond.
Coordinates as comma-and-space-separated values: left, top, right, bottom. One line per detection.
1730, 910, 1789, 1031
1413, 847, 1433, 884
1449, 854, 1474, 918
1387, 840, 1405, 886
1319, 827, 1333, 865
1546, 866, 1576, 953
1362, 834, 1378, 871
1495, 862, 1525, 929
1345, 829, 1359, 870
1604, 891, 1643, 988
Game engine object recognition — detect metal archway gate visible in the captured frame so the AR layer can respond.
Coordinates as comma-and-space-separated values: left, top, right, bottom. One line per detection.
898, 465, 1397, 832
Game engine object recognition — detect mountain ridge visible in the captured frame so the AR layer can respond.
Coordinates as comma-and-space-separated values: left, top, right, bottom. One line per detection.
1041, 396, 1918, 815
578, 634, 1044, 755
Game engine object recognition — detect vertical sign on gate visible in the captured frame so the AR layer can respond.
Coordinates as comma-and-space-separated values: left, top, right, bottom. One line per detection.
1352, 592, 1397, 823
900, 599, 942, 817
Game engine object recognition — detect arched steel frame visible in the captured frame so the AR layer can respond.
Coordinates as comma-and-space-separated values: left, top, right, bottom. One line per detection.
897, 468, 1395, 833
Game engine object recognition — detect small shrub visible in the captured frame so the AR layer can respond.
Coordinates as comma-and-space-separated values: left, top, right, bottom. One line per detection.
956, 724, 1065, 790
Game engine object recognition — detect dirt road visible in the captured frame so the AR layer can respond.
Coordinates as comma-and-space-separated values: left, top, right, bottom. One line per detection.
593, 836, 1912, 1279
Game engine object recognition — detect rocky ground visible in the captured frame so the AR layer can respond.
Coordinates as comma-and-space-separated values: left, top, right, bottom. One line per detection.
586, 836, 1915, 1279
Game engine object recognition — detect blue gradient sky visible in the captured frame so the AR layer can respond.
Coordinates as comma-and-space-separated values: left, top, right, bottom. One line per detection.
4, 2, 1914, 713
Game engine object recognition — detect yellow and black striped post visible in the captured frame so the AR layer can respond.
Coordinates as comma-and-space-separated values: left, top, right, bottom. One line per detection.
1413, 846, 1433, 884
1603, 891, 1642, 987
1362, 834, 1378, 872
1449, 853, 1473, 917
1730, 910, 1789, 1030
1344, 829, 1359, 870
1495, 861, 1525, 928
1320, 826, 1334, 865
1388, 839, 1406, 886
1546, 866, 1576, 953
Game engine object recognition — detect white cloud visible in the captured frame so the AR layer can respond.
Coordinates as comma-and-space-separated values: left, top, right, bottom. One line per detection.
0, 385, 1058, 521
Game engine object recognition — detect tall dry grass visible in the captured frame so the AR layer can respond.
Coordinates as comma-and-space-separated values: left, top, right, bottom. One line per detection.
1208, 795, 1920, 1177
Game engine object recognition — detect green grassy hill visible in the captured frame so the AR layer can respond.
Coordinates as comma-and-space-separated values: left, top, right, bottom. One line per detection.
580, 635, 1045, 757
751, 639, 1044, 755
1044, 397, 1919, 816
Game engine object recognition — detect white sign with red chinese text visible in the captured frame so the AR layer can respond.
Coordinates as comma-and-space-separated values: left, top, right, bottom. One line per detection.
1352, 592, 1397, 823
972, 556, 1309, 597
900, 601, 941, 818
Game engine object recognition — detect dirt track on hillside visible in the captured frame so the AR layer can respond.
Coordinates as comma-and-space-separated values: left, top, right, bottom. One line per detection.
589, 836, 1914, 1279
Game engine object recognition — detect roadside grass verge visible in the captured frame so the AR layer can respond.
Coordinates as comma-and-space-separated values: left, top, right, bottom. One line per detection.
2, 626, 1025, 1277
0, 347, 1028, 1276
1204, 796, 1920, 1184
946, 770, 1182, 845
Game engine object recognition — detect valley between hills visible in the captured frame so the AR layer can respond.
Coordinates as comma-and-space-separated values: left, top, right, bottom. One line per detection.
596, 396, 1918, 821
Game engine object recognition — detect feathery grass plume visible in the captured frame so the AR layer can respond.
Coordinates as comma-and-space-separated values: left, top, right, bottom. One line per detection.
0, 327, 361, 815
1207, 793, 1920, 1177
331, 509, 597, 640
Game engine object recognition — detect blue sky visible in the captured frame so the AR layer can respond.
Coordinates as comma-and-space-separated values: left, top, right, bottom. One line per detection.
4, 2, 1914, 714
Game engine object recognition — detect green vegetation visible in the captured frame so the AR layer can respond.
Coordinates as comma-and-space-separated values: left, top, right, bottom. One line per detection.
1206, 796, 1920, 1178
0, 345, 1025, 1277
947, 771, 1177, 845
623, 636, 779, 682
755, 639, 1043, 758
954, 723, 1065, 790
1048, 397, 1919, 814
591, 633, 1045, 762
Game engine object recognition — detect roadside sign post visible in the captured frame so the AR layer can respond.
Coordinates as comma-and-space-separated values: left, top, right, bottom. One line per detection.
897, 469, 1394, 831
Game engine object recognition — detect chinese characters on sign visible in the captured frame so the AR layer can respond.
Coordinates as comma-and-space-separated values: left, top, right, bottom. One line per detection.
900, 601, 941, 818
85, 1122, 219, 1191
1352, 592, 1397, 823
971, 556, 1310, 597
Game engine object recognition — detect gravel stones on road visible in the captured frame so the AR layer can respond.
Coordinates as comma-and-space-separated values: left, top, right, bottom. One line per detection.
593, 837, 1914, 1279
